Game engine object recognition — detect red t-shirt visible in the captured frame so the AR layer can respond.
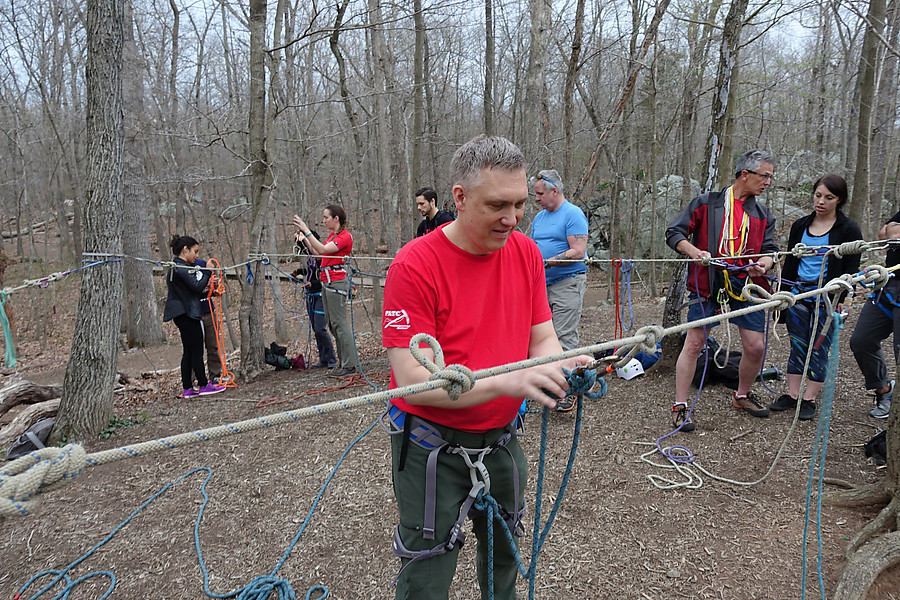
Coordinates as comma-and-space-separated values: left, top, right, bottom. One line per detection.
321, 229, 352, 281
382, 227, 552, 431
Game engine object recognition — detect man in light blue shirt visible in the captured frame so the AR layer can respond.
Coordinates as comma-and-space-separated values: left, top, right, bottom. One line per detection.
530, 169, 589, 369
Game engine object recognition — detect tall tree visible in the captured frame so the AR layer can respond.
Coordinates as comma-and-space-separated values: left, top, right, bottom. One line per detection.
702, 0, 750, 192
484, 0, 494, 135
869, 0, 900, 226
51, 0, 125, 442
237, 0, 272, 381
122, 0, 164, 348
562, 0, 586, 181
848, 0, 888, 238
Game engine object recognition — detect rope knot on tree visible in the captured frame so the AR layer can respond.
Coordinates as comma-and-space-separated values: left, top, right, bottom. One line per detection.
409, 333, 476, 401
0, 444, 86, 520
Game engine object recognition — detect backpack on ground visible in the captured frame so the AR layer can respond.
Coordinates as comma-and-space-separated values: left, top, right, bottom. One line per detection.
6, 417, 55, 461
690, 336, 742, 390
864, 430, 887, 466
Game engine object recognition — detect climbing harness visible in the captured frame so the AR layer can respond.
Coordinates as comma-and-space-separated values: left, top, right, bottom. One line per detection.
382, 406, 526, 586
381, 365, 606, 599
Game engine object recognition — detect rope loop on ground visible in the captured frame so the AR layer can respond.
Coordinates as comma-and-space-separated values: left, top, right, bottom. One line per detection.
233, 574, 298, 600
409, 333, 476, 401
0, 444, 86, 519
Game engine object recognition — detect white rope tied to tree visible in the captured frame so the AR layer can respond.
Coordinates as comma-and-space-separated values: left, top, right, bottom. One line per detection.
0, 263, 895, 521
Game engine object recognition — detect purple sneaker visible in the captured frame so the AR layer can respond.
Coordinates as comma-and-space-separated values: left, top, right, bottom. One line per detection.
197, 383, 226, 396
182, 388, 199, 398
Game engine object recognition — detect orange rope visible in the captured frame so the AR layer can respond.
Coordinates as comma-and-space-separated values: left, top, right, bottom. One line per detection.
254, 371, 391, 409
612, 258, 623, 338
207, 258, 237, 389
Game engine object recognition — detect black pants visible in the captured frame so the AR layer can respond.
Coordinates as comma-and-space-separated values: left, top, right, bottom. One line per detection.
174, 314, 208, 390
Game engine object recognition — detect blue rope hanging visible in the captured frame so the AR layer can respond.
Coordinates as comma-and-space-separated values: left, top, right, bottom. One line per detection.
800, 312, 843, 600
0, 290, 16, 368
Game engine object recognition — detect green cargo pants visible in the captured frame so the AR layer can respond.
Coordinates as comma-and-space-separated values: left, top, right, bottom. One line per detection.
390, 420, 527, 600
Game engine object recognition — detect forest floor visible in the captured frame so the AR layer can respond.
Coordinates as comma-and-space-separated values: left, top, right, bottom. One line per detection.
1, 267, 899, 600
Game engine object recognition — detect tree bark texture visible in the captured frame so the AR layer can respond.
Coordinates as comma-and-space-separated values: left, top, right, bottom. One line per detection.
702, 0, 749, 193
54, 0, 125, 444
238, 0, 271, 383
484, 0, 494, 135
869, 0, 900, 226
848, 0, 887, 238
122, 0, 164, 348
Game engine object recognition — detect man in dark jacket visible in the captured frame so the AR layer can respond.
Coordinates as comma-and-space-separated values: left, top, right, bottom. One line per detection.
664, 150, 778, 431
414, 187, 455, 237
850, 214, 900, 418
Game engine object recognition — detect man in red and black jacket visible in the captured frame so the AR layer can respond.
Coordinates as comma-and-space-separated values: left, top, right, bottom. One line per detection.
664, 149, 779, 432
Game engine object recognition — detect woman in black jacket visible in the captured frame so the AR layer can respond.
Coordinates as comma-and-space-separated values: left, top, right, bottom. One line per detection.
771, 175, 861, 419
163, 235, 225, 398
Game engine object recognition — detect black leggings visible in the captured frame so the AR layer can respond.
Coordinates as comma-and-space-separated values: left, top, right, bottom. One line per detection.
174, 314, 208, 390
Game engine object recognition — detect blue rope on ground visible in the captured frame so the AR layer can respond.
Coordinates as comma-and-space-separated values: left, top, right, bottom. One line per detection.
800, 313, 843, 600
16, 415, 384, 599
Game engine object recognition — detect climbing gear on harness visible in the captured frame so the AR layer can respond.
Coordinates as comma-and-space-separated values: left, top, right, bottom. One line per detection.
381, 405, 526, 586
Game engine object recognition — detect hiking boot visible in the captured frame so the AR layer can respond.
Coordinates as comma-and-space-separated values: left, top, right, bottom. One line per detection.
732, 391, 770, 417
556, 395, 577, 412
182, 388, 199, 399
671, 402, 695, 432
333, 366, 356, 377
799, 400, 817, 421
870, 380, 894, 419
770, 394, 797, 412
197, 383, 226, 396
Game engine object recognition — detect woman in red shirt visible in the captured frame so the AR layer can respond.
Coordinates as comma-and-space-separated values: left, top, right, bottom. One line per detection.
293, 205, 359, 375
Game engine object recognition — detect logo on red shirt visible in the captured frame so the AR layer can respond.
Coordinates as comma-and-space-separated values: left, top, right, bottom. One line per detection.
383, 309, 410, 330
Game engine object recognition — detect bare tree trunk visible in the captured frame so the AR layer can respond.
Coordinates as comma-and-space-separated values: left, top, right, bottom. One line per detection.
52, 0, 125, 443
484, 0, 494, 135
563, 0, 586, 182
368, 0, 395, 254
703, 0, 749, 192
412, 0, 425, 184
869, 0, 900, 226
848, 0, 888, 238
238, 0, 272, 382
525, 0, 550, 164
678, 0, 721, 200
122, 0, 164, 348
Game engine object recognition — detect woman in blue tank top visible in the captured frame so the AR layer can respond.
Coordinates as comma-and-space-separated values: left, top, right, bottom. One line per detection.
770, 175, 862, 420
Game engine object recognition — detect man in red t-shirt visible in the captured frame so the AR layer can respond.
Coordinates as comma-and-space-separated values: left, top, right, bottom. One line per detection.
382, 135, 590, 599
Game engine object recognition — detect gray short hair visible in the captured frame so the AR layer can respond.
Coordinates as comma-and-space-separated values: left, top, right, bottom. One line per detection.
734, 150, 777, 178
450, 135, 526, 188
530, 169, 563, 193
